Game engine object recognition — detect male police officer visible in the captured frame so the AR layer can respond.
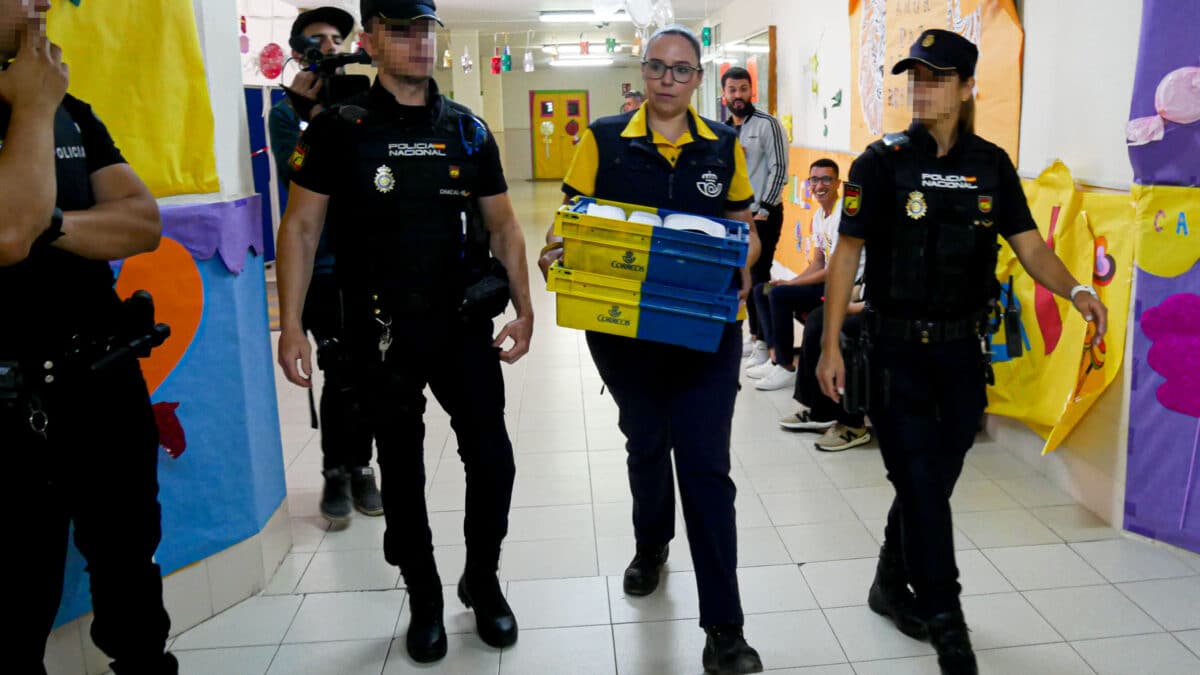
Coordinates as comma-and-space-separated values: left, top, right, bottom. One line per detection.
276, 0, 533, 664
268, 6, 383, 525
1, 2, 176, 672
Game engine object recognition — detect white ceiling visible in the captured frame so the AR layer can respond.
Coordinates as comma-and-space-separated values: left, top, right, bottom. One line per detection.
282, 0, 733, 37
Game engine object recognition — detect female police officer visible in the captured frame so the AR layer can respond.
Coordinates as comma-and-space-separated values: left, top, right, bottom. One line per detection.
539, 25, 764, 675
817, 29, 1107, 675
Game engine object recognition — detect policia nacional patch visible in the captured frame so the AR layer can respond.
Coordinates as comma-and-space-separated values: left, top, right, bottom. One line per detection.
843, 183, 862, 216
289, 142, 308, 172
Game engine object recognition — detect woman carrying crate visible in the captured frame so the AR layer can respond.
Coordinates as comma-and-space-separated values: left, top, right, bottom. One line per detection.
538, 25, 764, 675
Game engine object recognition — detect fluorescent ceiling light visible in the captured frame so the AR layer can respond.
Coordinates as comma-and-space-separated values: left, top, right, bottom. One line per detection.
550, 57, 615, 67
540, 10, 630, 23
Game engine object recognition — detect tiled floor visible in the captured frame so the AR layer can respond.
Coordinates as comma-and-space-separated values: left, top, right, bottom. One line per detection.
172, 182, 1200, 674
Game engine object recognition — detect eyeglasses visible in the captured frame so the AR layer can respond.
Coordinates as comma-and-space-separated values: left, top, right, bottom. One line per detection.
808, 175, 837, 185
642, 60, 702, 83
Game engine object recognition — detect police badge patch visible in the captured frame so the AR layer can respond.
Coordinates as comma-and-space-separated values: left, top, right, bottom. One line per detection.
906, 191, 928, 220
978, 195, 994, 213
843, 182, 862, 216
288, 142, 308, 172
374, 165, 395, 193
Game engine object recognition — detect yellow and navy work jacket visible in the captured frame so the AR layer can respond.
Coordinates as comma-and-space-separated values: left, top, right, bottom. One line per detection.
563, 104, 755, 217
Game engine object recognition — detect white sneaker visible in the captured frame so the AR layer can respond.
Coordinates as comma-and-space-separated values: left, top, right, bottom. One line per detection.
745, 341, 770, 368
745, 359, 776, 379
742, 337, 758, 357
779, 409, 837, 432
755, 364, 797, 391
814, 424, 872, 452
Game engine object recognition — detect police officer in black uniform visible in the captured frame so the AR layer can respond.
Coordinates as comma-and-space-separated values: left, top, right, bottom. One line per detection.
268, 6, 383, 525
275, 0, 533, 664
1, 3, 177, 673
818, 30, 1107, 675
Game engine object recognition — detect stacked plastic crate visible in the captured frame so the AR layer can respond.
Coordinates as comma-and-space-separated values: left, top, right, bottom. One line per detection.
546, 197, 751, 352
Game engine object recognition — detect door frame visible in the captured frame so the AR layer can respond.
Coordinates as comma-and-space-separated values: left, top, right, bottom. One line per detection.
529, 89, 591, 181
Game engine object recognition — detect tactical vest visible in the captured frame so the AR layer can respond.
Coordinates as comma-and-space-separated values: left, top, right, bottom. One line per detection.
866, 134, 1002, 319
590, 112, 741, 220
325, 95, 492, 314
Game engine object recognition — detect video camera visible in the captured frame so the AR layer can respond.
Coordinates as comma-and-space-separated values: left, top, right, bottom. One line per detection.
288, 35, 373, 75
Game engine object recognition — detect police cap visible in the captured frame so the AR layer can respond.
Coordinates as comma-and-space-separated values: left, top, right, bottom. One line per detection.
892, 29, 978, 79
361, 0, 444, 26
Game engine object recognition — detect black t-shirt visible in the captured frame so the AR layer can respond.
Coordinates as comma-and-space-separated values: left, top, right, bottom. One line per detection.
0, 95, 127, 356
291, 80, 508, 199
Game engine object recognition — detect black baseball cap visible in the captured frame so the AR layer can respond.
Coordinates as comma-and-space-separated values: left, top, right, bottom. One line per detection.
361, 0, 444, 26
892, 29, 978, 79
291, 7, 355, 40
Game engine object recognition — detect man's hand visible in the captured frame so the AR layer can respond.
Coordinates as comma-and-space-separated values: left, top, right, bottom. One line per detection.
290, 70, 324, 101
817, 348, 845, 403
0, 26, 68, 112
1073, 292, 1108, 346
537, 246, 564, 281
494, 315, 533, 364
278, 327, 313, 388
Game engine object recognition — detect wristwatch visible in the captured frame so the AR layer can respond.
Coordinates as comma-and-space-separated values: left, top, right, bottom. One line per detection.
33, 207, 65, 249
1069, 284, 1098, 301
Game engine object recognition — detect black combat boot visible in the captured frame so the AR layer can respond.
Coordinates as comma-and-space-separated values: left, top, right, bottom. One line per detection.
867, 545, 929, 640
701, 625, 763, 674
928, 610, 978, 675
458, 571, 518, 648
622, 543, 669, 596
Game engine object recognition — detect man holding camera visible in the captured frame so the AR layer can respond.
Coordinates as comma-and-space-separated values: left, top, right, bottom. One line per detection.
276, 0, 534, 664
1, 1, 176, 672
269, 6, 383, 525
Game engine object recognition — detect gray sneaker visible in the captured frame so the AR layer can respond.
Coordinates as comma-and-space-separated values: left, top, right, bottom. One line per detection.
779, 409, 837, 432
814, 424, 872, 452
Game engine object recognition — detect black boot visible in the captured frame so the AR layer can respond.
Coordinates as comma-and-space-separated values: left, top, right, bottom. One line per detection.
320, 467, 353, 526
928, 610, 978, 675
623, 543, 669, 596
867, 546, 928, 640
405, 590, 447, 663
349, 465, 384, 516
458, 572, 518, 648
701, 625, 763, 675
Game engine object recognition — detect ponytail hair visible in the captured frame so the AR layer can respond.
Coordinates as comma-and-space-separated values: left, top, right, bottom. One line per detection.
957, 76, 976, 135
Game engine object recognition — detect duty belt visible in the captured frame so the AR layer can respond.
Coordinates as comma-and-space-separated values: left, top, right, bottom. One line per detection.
868, 314, 986, 344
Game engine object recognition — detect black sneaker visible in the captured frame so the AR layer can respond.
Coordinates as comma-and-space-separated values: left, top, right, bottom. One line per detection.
702, 625, 763, 674
349, 466, 384, 516
458, 572, 518, 648
320, 467, 353, 526
928, 610, 978, 675
623, 544, 669, 596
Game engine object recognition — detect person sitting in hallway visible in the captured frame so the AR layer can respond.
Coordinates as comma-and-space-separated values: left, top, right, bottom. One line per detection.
781, 284, 873, 451
747, 159, 857, 392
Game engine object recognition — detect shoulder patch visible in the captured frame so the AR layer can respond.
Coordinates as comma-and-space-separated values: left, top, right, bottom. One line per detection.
288, 141, 308, 172
843, 182, 862, 217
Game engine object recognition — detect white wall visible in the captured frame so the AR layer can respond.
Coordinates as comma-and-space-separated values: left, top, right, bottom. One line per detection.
1017, 0, 1141, 188
191, 0, 255, 200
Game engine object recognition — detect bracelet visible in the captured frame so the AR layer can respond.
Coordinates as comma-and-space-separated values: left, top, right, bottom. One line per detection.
1070, 284, 1098, 301
539, 241, 564, 258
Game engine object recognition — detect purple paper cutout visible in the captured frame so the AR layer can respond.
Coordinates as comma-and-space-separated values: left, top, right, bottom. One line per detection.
159, 196, 264, 275
1127, 1, 1200, 186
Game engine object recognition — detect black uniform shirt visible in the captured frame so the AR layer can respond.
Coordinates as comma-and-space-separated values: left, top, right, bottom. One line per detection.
839, 122, 1038, 318
0, 96, 127, 356
291, 79, 507, 200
